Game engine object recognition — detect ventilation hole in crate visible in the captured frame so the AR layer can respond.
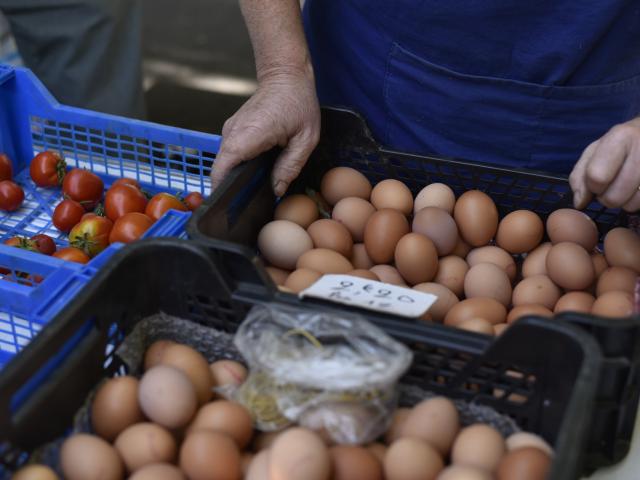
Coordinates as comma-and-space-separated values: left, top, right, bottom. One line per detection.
103, 321, 126, 370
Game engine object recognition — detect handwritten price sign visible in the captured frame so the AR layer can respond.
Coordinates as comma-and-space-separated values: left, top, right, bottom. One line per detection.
299, 274, 438, 318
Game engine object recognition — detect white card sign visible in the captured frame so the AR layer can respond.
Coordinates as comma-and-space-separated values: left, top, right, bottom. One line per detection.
299, 274, 438, 318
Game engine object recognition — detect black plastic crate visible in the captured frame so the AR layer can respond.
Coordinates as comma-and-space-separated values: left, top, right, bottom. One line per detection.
0, 238, 602, 479
188, 106, 640, 469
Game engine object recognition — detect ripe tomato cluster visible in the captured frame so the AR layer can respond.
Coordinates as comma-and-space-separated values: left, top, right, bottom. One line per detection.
0, 153, 24, 212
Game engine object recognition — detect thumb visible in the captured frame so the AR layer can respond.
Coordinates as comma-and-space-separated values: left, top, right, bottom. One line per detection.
271, 131, 318, 197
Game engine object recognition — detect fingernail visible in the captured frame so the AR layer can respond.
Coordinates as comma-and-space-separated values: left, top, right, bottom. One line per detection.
573, 190, 582, 209
273, 180, 287, 197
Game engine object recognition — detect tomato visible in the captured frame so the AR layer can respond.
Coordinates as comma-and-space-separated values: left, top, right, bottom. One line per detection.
0, 180, 24, 212
69, 216, 112, 257
184, 192, 204, 211
62, 169, 104, 211
30, 151, 66, 187
0, 153, 12, 181
112, 178, 141, 189
3, 236, 36, 251
31, 234, 57, 255
53, 199, 85, 232
104, 184, 148, 221
52, 247, 90, 264
109, 212, 154, 244
145, 193, 188, 221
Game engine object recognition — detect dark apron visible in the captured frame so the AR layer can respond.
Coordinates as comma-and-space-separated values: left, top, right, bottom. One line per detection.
303, 0, 640, 173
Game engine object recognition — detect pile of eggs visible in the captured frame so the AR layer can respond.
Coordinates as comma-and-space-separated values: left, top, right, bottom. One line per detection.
258, 167, 640, 334
13, 341, 554, 480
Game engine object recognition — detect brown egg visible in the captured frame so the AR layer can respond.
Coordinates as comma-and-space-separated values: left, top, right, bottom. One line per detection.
445, 298, 507, 326
592, 253, 609, 277
11, 465, 58, 480
332, 197, 376, 242
180, 431, 241, 480
321, 167, 372, 205
505, 432, 553, 456
437, 465, 492, 480
464, 263, 512, 306
114, 423, 177, 472
385, 437, 444, 480
458, 318, 495, 335
496, 447, 551, 480
144, 340, 176, 371
395, 233, 439, 285
270, 428, 331, 480
507, 305, 553, 324
413, 283, 459, 322
554, 292, 595, 313
284, 268, 323, 293
367, 443, 387, 464
330, 446, 383, 480
246, 450, 271, 480
412, 207, 459, 256
414, 183, 456, 214
370, 179, 413, 215
597, 266, 638, 295
296, 248, 353, 274
369, 265, 407, 286
434, 256, 469, 297
466, 246, 517, 283
348, 269, 379, 280
496, 210, 544, 254
592, 291, 635, 318
400, 397, 460, 456
188, 400, 253, 449
384, 408, 412, 444
452, 237, 472, 258
209, 360, 247, 390
522, 243, 552, 278
160, 344, 214, 405
258, 220, 313, 270
605, 228, 640, 273
546, 209, 598, 251
307, 219, 354, 257
493, 323, 509, 335
91, 376, 144, 441
129, 464, 186, 480
546, 242, 595, 290
453, 191, 498, 247
364, 209, 410, 264
351, 243, 375, 269
60, 434, 124, 480
253, 430, 283, 451
264, 266, 290, 286
451, 424, 505, 472
512, 275, 561, 310
274, 194, 319, 228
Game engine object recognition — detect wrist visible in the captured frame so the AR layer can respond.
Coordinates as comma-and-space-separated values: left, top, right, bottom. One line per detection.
256, 55, 315, 85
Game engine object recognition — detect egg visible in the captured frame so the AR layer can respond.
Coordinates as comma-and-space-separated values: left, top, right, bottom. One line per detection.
466, 246, 517, 282
350, 243, 375, 269
258, 220, 313, 270
367, 443, 387, 463
370, 179, 413, 214
307, 219, 354, 257
91, 375, 144, 441
274, 194, 319, 228
496, 210, 544, 254
188, 400, 254, 449
144, 340, 176, 371
445, 298, 507, 326
493, 323, 509, 335
264, 266, 290, 286
464, 263, 512, 306
436, 465, 492, 480
129, 464, 186, 480
512, 275, 561, 310
11, 465, 58, 480
370, 265, 407, 286
451, 424, 505, 472
496, 447, 551, 480
554, 292, 595, 313
597, 266, 638, 295
321, 167, 372, 205
592, 291, 634, 317
60, 434, 124, 480
114, 423, 177, 472
364, 209, 410, 263
505, 432, 553, 456
414, 183, 456, 214
604, 228, 640, 273
180, 431, 241, 480
384, 408, 412, 444
139, 365, 198, 429
546, 209, 598, 251
270, 428, 331, 480
507, 305, 553, 323
296, 248, 353, 274
452, 237, 472, 258
411, 207, 459, 256
434, 256, 469, 297
246, 450, 271, 480
160, 344, 214, 405
348, 269, 379, 280
253, 430, 283, 451
413, 283, 459, 322
458, 318, 495, 335
330, 446, 383, 480
209, 360, 247, 391
284, 268, 323, 293
522, 243, 552, 278
332, 197, 376, 242
385, 437, 444, 480
453, 191, 498, 247
592, 252, 608, 276
545, 242, 595, 291
400, 397, 460, 456
394, 233, 439, 285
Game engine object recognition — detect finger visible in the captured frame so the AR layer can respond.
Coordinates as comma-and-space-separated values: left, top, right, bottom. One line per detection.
569, 140, 598, 209
584, 125, 634, 196
623, 189, 640, 212
596, 144, 640, 208
271, 129, 319, 197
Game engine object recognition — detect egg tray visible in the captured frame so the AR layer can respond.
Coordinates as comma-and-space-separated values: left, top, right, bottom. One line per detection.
0, 238, 601, 480
187, 106, 640, 470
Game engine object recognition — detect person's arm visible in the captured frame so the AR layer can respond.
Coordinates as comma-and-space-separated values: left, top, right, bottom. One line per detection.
211, 0, 320, 196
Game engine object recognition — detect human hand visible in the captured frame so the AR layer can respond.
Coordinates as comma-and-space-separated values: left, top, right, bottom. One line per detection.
570, 117, 640, 211
211, 69, 320, 197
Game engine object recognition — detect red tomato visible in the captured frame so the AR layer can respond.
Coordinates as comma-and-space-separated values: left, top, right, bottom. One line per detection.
104, 184, 148, 221
31, 234, 57, 255
30, 151, 66, 187
52, 247, 90, 264
0, 180, 24, 212
184, 192, 204, 211
145, 193, 188, 221
53, 199, 85, 232
69, 216, 112, 257
112, 178, 141, 189
62, 169, 104, 211
0, 153, 12, 181
109, 212, 154, 244
3, 236, 36, 251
